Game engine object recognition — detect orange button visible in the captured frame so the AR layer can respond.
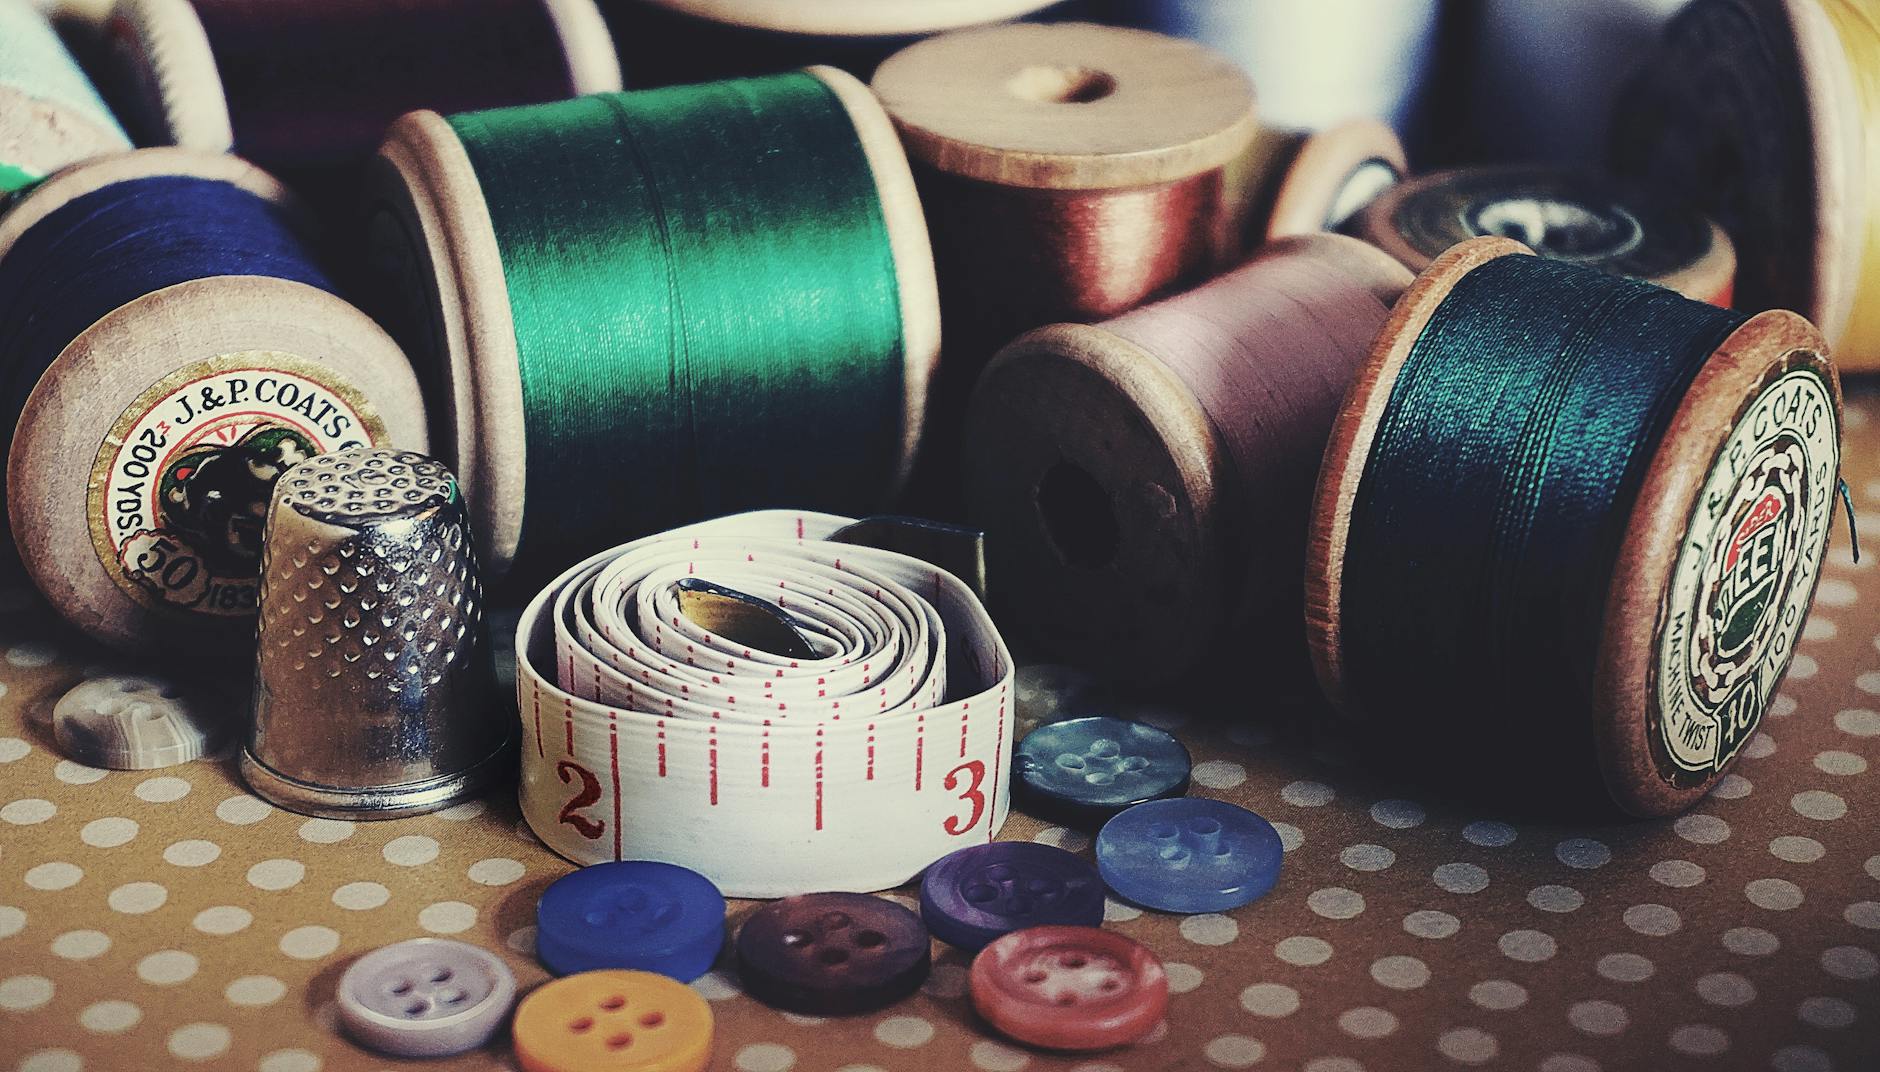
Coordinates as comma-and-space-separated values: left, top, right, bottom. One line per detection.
513, 970, 712, 1072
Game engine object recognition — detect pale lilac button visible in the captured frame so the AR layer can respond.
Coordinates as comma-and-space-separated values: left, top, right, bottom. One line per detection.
337, 938, 516, 1057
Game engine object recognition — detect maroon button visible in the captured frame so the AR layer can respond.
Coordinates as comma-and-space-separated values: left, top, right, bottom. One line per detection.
734, 893, 931, 1015
970, 926, 1168, 1051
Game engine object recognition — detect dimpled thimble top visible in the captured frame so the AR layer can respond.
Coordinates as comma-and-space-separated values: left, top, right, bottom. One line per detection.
278, 447, 456, 527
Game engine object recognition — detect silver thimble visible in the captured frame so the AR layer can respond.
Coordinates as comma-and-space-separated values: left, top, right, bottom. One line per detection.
241, 447, 514, 818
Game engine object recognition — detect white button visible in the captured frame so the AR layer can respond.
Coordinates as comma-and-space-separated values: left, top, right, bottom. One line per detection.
336, 938, 515, 1058
53, 676, 227, 770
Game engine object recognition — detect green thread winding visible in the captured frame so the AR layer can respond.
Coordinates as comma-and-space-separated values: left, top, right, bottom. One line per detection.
449, 73, 905, 573
0, 0, 130, 148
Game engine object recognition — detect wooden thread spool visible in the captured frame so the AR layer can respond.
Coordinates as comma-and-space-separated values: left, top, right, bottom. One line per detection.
1243, 117, 1406, 242
1353, 165, 1738, 305
0, 0, 131, 192
364, 67, 939, 583
1307, 236, 1841, 816
0, 149, 427, 654
963, 233, 1412, 683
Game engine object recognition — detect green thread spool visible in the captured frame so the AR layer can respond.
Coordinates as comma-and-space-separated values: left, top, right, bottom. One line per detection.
1308, 236, 1842, 817
366, 68, 938, 582
0, 0, 131, 192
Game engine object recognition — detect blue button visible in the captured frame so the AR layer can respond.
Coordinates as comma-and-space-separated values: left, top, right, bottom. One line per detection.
535, 861, 726, 981
1014, 717, 1190, 825
920, 842, 1104, 951
1096, 798, 1282, 913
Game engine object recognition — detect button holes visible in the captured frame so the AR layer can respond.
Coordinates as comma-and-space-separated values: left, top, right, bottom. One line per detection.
1187, 817, 1223, 835
606, 1033, 633, 1050
1099, 977, 1122, 992
1022, 970, 1048, 984
404, 999, 429, 1017
569, 1017, 594, 1033
139, 709, 165, 722
1213, 843, 1234, 856
599, 995, 627, 1011
1150, 824, 1179, 839
781, 929, 813, 947
428, 967, 453, 983
854, 930, 886, 949
639, 1012, 665, 1028
817, 947, 850, 966
438, 988, 467, 1005
984, 864, 1016, 882
1062, 955, 1088, 969
389, 980, 414, 996
963, 883, 999, 904
1084, 771, 1116, 786
1120, 756, 1148, 771
117, 681, 140, 693
817, 911, 851, 930
1054, 754, 1086, 771
1088, 739, 1120, 759
1056, 994, 1079, 1006
1025, 878, 1060, 895
1159, 846, 1191, 864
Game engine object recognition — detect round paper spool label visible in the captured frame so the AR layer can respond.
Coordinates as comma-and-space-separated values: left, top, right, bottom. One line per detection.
1652, 367, 1837, 782
88, 353, 386, 618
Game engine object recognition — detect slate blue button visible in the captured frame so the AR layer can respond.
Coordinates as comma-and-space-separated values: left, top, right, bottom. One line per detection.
919, 842, 1104, 951
1096, 798, 1283, 913
1014, 717, 1190, 825
535, 861, 726, 982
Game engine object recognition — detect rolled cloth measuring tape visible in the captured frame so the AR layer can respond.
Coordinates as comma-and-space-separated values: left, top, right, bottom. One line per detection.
103, 0, 619, 174
1610, 0, 1880, 366
1307, 237, 1842, 816
0, 0, 131, 193
365, 68, 938, 584
0, 149, 427, 653
963, 234, 1411, 684
514, 510, 1014, 898
1352, 166, 1737, 305
1113, 0, 1440, 134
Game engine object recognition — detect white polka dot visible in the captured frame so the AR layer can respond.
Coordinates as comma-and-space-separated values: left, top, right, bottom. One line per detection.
167, 1023, 231, 1061
1309, 887, 1365, 919
1816, 578, 1858, 605
134, 776, 190, 803
1101, 898, 1142, 923
1798, 996, 1855, 1028
736, 1043, 797, 1072
1749, 732, 1779, 758
332, 881, 390, 911
1835, 708, 1880, 736
1275, 936, 1333, 966
1164, 962, 1203, 994
1814, 750, 1867, 775
1567, 1001, 1626, 1036
1555, 838, 1610, 868
214, 794, 272, 825
1746, 878, 1804, 910
1370, 799, 1425, 828
1711, 773, 1753, 799
1597, 953, 1654, 982
80, 1000, 141, 1034
246, 859, 305, 891
691, 970, 741, 1001
1340, 844, 1395, 872
1190, 760, 1248, 789
51, 930, 110, 960
1404, 910, 1460, 939
1695, 971, 1754, 1007
418, 901, 476, 934
163, 839, 222, 867
1031, 826, 1091, 854
0, 974, 54, 1010
468, 858, 525, 886
1674, 814, 1730, 844
969, 1041, 1030, 1072
257, 1049, 321, 1072
382, 834, 439, 865
280, 925, 339, 959
0, 905, 23, 939
1803, 616, 1838, 640
1498, 930, 1556, 962
1469, 979, 1527, 1010
1650, 860, 1705, 888
1240, 982, 1299, 1016
435, 800, 486, 821
137, 950, 197, 984
108, 881, 166, 914
18, 1051, 82, 1072
1845, 901, 1880, 929
1528, 885, 1583, 912
1281, 780, 1334, 807
1785, 655, 1818, 680
1434, 863, 1489, 894
920, 963, 967, 1000
1338, 1006, 1397, 1038
1369, 955, 1429, 990
78, 816, 137, 848
1302, 1061, 1363, 1072
1771, 1045, 1834, 1072
1860, 674, 1880, 696
1438, 1027, 1499, 1064
1272, 822, 1303, 852
1204, 1035, 1264, 1067
25, 862, 82, 890
1623, 904, 1681, 936
1669, 1025, 1729, 1056
296, 818, 353, 843
6, 642, 56, 667
1462, 821, 1516, 847
1821, 945, 1879, 980
1771, 835, 1825, 863
1722, 927, 1779, 956
1181, 913, 1239, 945
504, 926, 536, 956
0, 737, 26, 763
1869, 854, 1880, 880
54, 762, 107, 785
225, 975, 286, 1007
1793, 790, 1847, 820
874, 1016, 934, 1048
2, 798, 55, 824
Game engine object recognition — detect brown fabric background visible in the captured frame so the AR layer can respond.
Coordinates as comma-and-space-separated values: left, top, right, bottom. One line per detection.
2, 390, 1877, 1072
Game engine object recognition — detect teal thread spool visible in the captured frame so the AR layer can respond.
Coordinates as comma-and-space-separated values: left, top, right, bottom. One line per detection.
0, 0, 130, 192
365, 68, 938, 583
1308, 237, 1842, 817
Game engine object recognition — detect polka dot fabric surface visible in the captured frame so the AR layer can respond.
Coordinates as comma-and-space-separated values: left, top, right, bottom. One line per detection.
4, 393, 1880, 1070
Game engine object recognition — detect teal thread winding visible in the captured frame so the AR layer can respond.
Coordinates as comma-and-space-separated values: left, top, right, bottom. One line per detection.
0, 0, 130, 189
448, 72, 905, 573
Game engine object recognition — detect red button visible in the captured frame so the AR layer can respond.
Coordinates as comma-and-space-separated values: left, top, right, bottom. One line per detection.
969, 926, 1167, 1051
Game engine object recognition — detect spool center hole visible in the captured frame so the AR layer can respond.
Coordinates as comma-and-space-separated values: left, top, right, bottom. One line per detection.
1007, 65, 1117, 103
1036, 461, 1119, 570
1469, 197, 1643, 260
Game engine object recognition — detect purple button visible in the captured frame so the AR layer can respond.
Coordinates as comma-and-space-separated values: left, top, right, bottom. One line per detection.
919, 842, 1105, 951
337, 938, 516, 1057
734, 893, 930, 1014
